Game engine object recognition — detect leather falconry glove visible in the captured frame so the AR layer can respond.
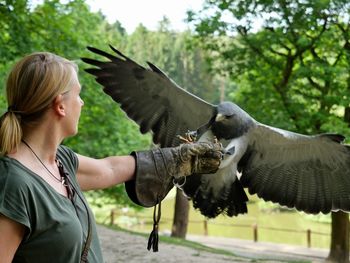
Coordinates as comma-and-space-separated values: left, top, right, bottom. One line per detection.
125, 141, 223, 207
125, 141, 223, 252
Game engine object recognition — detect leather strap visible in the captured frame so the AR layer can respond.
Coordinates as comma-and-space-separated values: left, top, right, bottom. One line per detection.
80, 209, 92, 263
147, 199, 162, 252
57, 159, 92, 263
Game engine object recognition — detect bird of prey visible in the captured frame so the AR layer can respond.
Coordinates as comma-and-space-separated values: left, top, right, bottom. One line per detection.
82, 45, 350, 218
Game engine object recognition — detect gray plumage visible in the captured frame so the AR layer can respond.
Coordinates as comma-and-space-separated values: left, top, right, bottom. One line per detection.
82, 45, 350, 218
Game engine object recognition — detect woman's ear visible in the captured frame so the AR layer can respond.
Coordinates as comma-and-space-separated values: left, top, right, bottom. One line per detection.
53, 95, 66, 117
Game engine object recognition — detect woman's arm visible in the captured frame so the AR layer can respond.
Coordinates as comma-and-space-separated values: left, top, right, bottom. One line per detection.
0, 214, 25, 263
76, 154, 136, 191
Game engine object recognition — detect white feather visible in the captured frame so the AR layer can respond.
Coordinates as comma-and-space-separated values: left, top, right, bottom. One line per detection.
196, 130, 249, 199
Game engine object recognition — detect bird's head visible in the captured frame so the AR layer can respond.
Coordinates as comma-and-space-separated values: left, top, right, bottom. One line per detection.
215, 102, 238, 122
212, 101, 254, 140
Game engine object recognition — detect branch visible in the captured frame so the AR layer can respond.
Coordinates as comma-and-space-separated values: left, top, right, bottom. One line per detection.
237, 26, 279, 68
293, 89, 321, 100
307, 76, 323, 92
268, 47, 288, 57
332, 50, 344, 67
294, 14, 329, 57
264, 26, 292, 52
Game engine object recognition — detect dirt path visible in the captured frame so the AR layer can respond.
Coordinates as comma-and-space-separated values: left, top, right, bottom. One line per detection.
187, 234, 328, 262
97, 225, 252, 263
97, 225, 327, 263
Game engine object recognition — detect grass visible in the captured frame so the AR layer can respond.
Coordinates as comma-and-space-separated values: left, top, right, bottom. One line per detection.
103, 223, 237, 257
91, 196, 331, 250
100, 223, 311, 263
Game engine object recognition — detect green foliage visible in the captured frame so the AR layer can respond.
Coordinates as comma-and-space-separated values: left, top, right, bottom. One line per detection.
126, 26, 221, 103
0, 0, 220, 207
187, 3, 350, 249
0, 0, 151, 207
188, 0, 350, 138
0, 0, 32, 61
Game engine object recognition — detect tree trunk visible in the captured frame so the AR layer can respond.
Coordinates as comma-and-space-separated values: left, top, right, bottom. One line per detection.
171, 188, 189, 238
329, 105, 350, 262
327, 211, 349, 262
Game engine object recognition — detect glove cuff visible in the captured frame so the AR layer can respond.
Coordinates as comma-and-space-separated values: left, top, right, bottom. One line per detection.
125, 150, 174, 207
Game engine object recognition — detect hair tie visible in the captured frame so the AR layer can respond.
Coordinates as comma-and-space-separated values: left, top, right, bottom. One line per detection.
6, 106, 22, 118
7, 106, 15, 113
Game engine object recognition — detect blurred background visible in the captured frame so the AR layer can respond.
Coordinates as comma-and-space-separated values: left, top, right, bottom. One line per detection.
1, 0, 350, 259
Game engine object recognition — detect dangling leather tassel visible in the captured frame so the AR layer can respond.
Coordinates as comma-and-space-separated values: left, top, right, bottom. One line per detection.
147, 200, 162, 252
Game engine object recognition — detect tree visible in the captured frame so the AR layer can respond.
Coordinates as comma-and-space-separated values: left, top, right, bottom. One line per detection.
187, 0, 350, 260
0, 0, 35, 62
171, 189, 189, 238
0, 0, 151, 207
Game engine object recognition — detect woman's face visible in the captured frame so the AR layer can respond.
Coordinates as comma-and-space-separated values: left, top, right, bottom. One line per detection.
61, 68, 84, 136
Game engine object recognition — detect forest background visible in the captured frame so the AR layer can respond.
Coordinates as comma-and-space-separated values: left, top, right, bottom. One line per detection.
1, 0, 350, 261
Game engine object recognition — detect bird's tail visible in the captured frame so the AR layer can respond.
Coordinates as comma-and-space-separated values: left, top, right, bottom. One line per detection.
183, 175, 248, 218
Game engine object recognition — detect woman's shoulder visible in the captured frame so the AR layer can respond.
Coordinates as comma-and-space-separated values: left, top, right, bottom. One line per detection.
0, 157, 26, 177
57, 144, 79, 174
0, 157, 32, 185
0, 157, 37, 231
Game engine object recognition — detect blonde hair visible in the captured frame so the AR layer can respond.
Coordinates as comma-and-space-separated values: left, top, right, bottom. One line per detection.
0, 52, 78, 155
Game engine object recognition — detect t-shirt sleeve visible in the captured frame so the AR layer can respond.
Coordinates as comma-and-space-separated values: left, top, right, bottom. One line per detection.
57, 145, 79, 174
0, 162, 31, 230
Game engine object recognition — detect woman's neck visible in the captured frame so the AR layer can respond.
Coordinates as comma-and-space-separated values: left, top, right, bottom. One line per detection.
15, 122, 63, 164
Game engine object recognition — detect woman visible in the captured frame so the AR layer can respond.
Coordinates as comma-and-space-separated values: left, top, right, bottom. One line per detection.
0, 52, 222, 262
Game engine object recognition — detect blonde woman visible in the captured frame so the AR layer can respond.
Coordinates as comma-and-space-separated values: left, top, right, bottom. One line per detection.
0, 52, 222, 263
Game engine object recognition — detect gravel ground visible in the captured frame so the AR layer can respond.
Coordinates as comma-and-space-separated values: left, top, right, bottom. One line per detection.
98, 225, 252, 263
97, 225, 323, 263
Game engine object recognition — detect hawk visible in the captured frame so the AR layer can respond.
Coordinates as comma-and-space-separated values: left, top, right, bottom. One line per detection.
82, 45, 350, 218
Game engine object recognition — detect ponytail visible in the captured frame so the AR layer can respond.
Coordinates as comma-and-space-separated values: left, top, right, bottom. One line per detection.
0, 111, 22, 155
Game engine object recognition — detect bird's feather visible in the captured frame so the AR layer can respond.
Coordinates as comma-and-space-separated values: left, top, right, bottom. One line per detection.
82, 46, 215, 147
240, 124, 350, 214
83, 45, 350, 218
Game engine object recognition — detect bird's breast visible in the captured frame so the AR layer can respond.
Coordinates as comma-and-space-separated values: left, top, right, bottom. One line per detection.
198, 129, 249, 169
220, 136, 249, 167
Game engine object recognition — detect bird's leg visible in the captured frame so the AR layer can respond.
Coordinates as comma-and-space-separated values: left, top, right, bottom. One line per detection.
177, 135, 191, 143
177, 130, 197, 143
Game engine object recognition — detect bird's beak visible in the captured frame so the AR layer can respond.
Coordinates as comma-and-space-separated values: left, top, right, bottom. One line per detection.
215, 113, 225, 122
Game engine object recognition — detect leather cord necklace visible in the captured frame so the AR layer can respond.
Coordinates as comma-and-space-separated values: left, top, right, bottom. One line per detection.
22, 140, 92, 262
21, 140, 66, 186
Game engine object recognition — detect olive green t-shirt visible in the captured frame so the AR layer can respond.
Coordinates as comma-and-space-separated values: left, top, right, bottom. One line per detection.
0, 145, 103, 263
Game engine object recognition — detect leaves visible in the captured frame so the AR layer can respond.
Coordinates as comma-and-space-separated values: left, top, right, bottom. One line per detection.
0, 0, 150, 206
0, 0, 222, 206
188, 0, 350, 137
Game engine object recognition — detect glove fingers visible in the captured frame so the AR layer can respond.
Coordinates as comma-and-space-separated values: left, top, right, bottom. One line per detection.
202, 150, 223, 159
187, 142, 223, 155
180, 141, 223, 175
196, 157, 221, 174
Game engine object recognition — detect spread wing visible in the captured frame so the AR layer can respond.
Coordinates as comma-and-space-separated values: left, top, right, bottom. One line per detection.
240, 124, 350, 214
81, 45, 215, 147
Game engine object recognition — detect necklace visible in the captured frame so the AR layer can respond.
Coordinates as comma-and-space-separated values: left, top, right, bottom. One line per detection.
21, 140, 66, 186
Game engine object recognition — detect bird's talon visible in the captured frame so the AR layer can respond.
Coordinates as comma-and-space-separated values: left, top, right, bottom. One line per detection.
178, 131, 197, 143
186, 131, 197, 142
177, 135, 191, 143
